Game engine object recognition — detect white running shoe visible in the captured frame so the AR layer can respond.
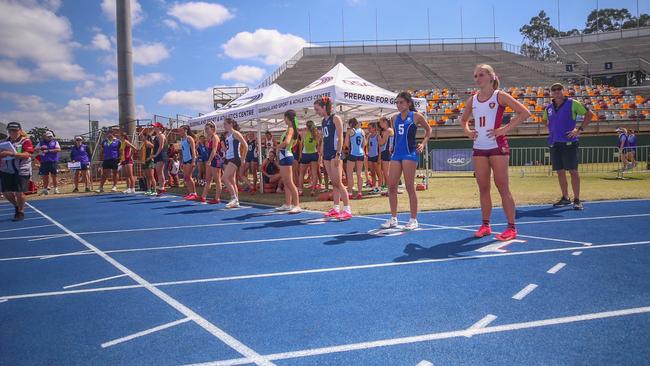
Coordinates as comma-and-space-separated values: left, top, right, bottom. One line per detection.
95, 187, 104, 193
111, 186, 118, 192
40, 189, 49, 196
381, 217, 399, 229
225, 199, 240, 209
404, 218, 419, 230
288, 206, 302, 214
53, 187, 60, 194
123, 188, 131, 194
276, 204, 292, 211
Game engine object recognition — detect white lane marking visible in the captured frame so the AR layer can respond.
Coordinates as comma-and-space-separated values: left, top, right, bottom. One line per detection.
458, 213, 650, 228
0, 224, 55, 233
416, 361, 434, 366
63, 274, 128, 289
185, 306, 650, 366
101, 317, 192, 348
512, 284, 538, 300
74, 217, 316, 235
572, 251, 583, 256
28, 234, 70, 242
547, 262, 567, 274
0, 233, 70, 241
475, 239, 526, 253
39, 250, 93, 260
0, 299, 7, 303
464, 314, 497, 338
3, 240, 650, 300
26, 203, 275, 366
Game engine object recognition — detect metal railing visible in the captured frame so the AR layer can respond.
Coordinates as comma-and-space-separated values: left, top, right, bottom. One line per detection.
430, 145, 649, 177
553, 26, 650, 45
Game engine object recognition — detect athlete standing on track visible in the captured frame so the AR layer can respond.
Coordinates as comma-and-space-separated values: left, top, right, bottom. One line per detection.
345, 118, 366, 199
222, 118, 248, 209
461, 64, 531, 241
380, 92, 431, 230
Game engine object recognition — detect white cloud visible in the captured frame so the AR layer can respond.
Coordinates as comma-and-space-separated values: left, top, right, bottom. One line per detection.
168, 2, 233, 30
133, 42, 170, 65
91, 33, 112, 51
135, 72, 170, 87
221, 65, 265, 84
0, 60, 34, 83
163, 19, 179, 30
0, 1, 87, 82
159, 88, 213, 112
101, 0, 144, 25
222, 29, 308, 65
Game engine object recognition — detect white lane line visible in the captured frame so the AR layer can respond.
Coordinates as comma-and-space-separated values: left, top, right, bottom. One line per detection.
0, 299, 7, 303
457, 213, 650, 228
3, 240, 650, 301
101, 317, 192, 348
186, 306, 650, 366
416, 361, 434, 366
39, 250, 93, 260
464, 314, 497, 338
0, 233, 71, 241
572, 251, 583, 256
0, 224, 55, 233
63, 274, 128, 289
25, 203, 274, 366
512, 284, 538, 300
74, 217, 315, 236
28, 234, 70, 242
547, 262, 567, 274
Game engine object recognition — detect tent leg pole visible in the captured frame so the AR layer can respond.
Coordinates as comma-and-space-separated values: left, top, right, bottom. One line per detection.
257, 120, 263, 195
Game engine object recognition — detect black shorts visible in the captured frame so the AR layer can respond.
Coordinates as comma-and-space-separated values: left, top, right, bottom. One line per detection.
154, 153, 167, 164
550, 142, 579, 171
368, 156, 378, 163
245, 152, 257, 163
39, 161, 58, 176
347, 154, 364, 162
381, 150, 391, 162
78, 163, 90, 171
0, 172, 30, 193
225, 157, 241, 168
102, 159, 119, 170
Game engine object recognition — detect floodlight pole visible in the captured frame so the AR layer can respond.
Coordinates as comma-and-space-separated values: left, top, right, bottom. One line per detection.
116, 0, 136, 136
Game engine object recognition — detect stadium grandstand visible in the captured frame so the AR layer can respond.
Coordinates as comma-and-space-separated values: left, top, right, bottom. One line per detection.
245, 36, 649, 138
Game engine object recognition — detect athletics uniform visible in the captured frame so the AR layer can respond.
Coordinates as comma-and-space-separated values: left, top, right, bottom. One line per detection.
208, 137, 223, 169
348, 128, 365, 162
181, 137, 193, 164
367, 134, 379, 163
321, 114, 340, 160
245, 139, 258, 163
392, 112, 419, 161
278, 129, 296, 166
380, 132, 393, 161
472, 90, 509, 156
301, 130, 319, 163
224, 133, 241, 167
152, 135, 167, 163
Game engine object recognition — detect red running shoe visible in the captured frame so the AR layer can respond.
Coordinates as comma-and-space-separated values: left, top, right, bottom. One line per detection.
196, 196, 206, 203
184, 193, 198, 200
474, 225, 492, 238
324, 208, 339, 218
495, 227, 517, 241
335, 211, 353, 221
356, 193, 363, 200
208, 198, 221, 204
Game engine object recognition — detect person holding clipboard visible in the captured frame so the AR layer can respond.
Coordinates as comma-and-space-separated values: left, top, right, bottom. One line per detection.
0, 122, 35, 221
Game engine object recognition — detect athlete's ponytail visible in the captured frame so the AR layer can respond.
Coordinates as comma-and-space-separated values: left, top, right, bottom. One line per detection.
348, 117, 359, 128
283, 109, 299, 139
306, 120, 318, 139
224, 117, 239, 131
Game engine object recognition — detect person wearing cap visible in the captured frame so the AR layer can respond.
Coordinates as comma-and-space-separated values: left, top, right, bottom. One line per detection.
542, 82, 594, 210
70, 136, 92, 192
96, 129, 121, 193
151, 122, 168, 194
0, 122, 35, 221
615, 127, 629, 170
36, 130, 61, 195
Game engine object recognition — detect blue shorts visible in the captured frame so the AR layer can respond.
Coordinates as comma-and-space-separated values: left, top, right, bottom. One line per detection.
380, 150, 391, 162
39, 161, 58, 176
210, 157, 223, 169
368, 156, 378, 163
154, 153, 167, 164
391, 153, 419, 162
245, 152, 258, 163
78, 163, 90, 171
347, 154, 364, 162
300, 153, 319, 164
322, 150, 340, 161
623, 147, 636, 153
279, 156, 294, 166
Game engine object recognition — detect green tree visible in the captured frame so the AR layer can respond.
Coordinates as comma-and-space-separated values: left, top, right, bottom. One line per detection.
520, 10, 560, 61
584, 8, 633, 33
27, 126, 52, 144
623, 14, 650, 29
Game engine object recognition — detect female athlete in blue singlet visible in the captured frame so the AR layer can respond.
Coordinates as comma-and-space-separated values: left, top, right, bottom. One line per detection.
314, 96, 352, 221
222, 118, 248, 209
345, 118, 366, 199
377, 116, 394, 194
367, 122, 382, 194
381, 92, 431, 231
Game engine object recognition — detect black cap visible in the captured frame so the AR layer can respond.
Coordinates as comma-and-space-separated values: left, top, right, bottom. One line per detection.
7, 122, 22, 130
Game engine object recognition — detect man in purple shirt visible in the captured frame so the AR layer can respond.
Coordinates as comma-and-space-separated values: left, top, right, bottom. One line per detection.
36, 130, 61, 195
542, 83, 594, 210
70, 136, 93, 192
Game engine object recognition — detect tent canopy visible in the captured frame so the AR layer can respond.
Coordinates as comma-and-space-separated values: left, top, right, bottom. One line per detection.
187, 83, 291, 128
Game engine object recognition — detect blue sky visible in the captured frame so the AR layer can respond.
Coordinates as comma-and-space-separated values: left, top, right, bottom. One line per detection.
1, 0, 648, 137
